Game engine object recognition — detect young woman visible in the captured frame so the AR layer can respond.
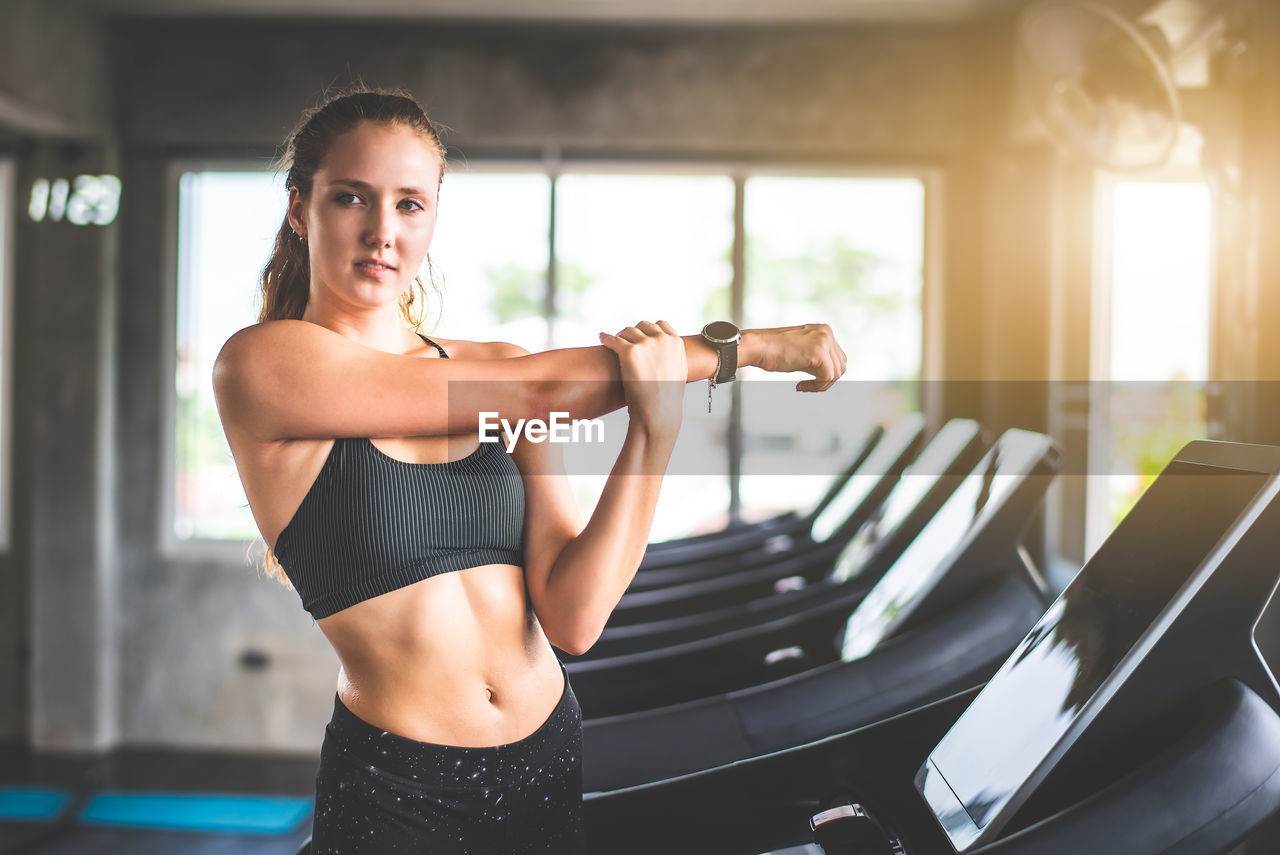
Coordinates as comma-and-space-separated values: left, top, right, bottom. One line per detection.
213, 88, 845, 854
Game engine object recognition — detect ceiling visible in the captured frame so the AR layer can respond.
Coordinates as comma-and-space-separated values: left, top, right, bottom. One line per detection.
66, 0, 1023, 25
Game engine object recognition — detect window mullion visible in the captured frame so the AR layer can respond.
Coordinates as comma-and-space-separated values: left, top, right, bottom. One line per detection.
729, 174, 746, 525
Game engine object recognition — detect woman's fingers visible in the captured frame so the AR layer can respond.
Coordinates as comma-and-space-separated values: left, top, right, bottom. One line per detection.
610, 320, 678, 345
612, 325, 646, 344
793, 324, 844, 392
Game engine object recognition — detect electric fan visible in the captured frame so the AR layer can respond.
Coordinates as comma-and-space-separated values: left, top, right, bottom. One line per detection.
1015, 0, 1183, 171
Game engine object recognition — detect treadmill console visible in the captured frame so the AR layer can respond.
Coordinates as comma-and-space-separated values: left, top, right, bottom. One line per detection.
831, 419, 980, 582
841, 429, 1052, 661
812, 413, 926, 544
916, 457, 1275, 851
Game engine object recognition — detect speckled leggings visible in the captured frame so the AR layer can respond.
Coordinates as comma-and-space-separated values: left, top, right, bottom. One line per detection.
311, 671, 584, 854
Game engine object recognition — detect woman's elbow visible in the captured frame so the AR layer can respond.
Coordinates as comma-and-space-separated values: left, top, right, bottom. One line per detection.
552, 634, 597, 658
538, 611, 603, 657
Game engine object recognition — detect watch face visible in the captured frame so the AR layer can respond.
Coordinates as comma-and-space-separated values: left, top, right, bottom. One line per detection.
703, 321, 740, 343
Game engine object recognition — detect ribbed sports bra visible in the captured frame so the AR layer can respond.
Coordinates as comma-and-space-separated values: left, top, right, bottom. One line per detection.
273, 335, 526, 619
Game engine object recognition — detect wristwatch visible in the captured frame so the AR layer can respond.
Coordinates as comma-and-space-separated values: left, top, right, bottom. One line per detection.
700, 321, 741, 384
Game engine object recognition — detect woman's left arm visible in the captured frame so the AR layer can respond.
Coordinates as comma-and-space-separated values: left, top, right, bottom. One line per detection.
517, 321, 686, 656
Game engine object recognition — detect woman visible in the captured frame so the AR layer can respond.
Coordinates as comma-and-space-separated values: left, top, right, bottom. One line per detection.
213, 87, 845, 854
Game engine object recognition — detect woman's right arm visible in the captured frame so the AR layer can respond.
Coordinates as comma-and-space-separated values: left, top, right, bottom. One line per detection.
213, 320, 627, 442
213, 319, 844, 443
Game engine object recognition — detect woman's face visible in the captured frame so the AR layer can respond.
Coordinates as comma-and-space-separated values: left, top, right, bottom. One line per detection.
289, 121, 442, 314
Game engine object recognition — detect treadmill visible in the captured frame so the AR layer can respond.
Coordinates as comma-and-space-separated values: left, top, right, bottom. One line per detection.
627, 415, 925, 593
568, 428, 1060, 718
635, 422, 884, 572
584, 440, 1280, 855
576, 419, 986, 660
606, 419, 980, 626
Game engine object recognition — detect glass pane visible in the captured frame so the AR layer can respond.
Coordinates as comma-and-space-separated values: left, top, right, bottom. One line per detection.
554, 173, 736, 539
741, 176, 925, 520
174, 170, 285, 540
430, 171, 551, 351
1090, 181, 1212, 549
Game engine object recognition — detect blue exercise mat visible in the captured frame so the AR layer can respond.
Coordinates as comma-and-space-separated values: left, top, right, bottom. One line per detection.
79, 792, 313, 835
0, 787, 70, 821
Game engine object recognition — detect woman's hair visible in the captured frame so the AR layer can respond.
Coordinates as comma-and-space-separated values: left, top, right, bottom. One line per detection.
259, 85, 447, 329
258, 86, 447, 587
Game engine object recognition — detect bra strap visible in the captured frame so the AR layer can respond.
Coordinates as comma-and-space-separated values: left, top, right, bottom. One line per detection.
417, 333, 449, 359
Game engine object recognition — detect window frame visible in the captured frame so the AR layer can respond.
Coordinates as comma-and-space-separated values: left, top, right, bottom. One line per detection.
159, 155, 941, 551
159, 158, 285, 559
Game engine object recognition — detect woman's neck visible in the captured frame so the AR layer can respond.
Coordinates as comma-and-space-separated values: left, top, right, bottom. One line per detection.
301, 294, 417, 354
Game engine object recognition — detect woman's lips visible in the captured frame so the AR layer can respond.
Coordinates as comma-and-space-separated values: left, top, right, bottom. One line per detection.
354, 260, 397, 279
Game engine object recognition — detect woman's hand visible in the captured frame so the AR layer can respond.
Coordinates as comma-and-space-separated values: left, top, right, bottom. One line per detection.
742, 323, 847, 391
599, 320, 687, 440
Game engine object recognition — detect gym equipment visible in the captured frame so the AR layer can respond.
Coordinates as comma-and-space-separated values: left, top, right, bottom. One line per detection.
584, 440, 1280, 855
578, 419, 985, 660
627, 415, 923, 593
607, 420, 984, 627
569, 429, 1059, 718
582, 575, 1043, 792
634, 424, 884, 573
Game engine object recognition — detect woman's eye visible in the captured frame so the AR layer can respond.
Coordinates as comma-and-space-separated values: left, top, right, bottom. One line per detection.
336, 192, 361, 205
399, 199, 425, 212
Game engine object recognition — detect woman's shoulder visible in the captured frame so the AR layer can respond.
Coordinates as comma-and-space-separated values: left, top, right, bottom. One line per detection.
218, 319, 324, 358
214, 320, 313, 381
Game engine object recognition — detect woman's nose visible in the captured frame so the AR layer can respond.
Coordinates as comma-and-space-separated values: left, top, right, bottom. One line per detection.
363, 207, 394, 247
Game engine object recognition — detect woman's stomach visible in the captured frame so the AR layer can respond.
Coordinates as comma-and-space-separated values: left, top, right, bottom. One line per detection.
316, 562, 566, 747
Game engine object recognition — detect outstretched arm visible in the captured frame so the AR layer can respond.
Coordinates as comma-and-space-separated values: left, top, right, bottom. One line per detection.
213, 318, 844, 445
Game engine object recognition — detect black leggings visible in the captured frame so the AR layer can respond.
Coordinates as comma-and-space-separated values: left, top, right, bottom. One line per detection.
311, 672, 584, 854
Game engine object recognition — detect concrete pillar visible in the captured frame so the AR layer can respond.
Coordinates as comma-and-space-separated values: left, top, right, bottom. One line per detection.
17, 138, 119, 751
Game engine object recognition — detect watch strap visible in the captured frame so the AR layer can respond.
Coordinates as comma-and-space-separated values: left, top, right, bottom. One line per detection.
714, 339, 738, 384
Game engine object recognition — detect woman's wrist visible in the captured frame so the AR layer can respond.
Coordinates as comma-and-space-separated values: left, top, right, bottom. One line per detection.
738, 328, 761, 370
625, 416, 680, 455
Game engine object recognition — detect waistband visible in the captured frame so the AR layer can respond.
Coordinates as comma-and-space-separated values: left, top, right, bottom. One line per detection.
323, 668, 581, 783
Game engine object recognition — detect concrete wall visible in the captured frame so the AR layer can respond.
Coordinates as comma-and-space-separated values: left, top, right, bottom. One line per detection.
0, 0, 112, 138
112, 19, 995, 157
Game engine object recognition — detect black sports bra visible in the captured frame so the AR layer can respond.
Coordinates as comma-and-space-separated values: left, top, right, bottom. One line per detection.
273, 335, 526, 619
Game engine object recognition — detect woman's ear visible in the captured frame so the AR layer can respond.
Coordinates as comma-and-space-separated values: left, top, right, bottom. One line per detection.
286, 186, 308, 239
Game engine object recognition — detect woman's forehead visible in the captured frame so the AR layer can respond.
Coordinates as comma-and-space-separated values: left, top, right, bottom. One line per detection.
317, 122, 442, 188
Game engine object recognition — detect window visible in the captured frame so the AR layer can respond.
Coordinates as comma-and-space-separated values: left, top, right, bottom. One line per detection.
1087, 177, 1213, 554
554, 171, 736, 539
169, 163, 930, 545
171, 170, 286, 542
430, 169, 552, 351
739, 175, 926, 520
169, 167, 554, 545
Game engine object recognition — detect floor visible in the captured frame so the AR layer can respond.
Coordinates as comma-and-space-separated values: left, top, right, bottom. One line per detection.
0, 744, 317, 855
0, 822, 313, 855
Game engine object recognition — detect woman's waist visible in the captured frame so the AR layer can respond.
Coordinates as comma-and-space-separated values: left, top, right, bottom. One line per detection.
324, 662, 580, 784
334, 643, 567, 747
